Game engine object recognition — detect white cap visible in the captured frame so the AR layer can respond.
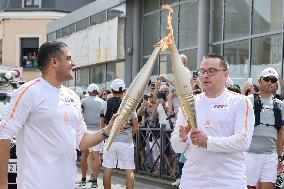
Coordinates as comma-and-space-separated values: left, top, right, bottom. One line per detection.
87, 83, 99, 92
110, 79, 125, 92
260, 67, 279, 79
160, 84, 169, 91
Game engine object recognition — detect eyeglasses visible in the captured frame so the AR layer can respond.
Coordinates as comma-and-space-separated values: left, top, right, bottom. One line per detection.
262, 77, 278, 83
197, 68, 227, 77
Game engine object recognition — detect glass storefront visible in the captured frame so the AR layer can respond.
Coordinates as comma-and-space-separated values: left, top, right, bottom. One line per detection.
251, 34, 282, 82
224, 40, 249, 86
252, 0, 283, 34
75, 67, 89, 94
142, 0, 199, 79
224, 0, 251, 40
209, 0, 284, 88
90, 64, 106, 89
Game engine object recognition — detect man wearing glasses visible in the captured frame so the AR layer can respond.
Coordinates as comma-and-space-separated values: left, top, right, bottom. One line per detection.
170, 54, 255, 189
245, 67, 284, 189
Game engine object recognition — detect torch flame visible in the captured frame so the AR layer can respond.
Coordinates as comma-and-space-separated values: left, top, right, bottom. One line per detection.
154, 4, 174, 51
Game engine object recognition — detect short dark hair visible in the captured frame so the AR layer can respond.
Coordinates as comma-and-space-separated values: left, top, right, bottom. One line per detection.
204, 54, 229, 70
37, 41, 68, 72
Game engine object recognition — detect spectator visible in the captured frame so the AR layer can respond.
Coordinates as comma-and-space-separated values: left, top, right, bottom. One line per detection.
79, 83, 105, 188
101, 79, 138, 189
245, 67, 284, 189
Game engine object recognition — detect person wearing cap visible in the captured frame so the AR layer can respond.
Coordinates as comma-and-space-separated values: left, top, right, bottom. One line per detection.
100, 79, 138, 189
79, 83, 106, 188
245, 67, 284, 189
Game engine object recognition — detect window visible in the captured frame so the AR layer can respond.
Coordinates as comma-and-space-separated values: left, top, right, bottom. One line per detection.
23, 0, 40, 8
56, 29, 62, 39
106, 61, 125, 89
144, 0, 160, 14
21, 38, 39, 69
224, 0, 251, 40
75, 67, 89, 93
224, 40, 249, 85
91, 11, 106, 26
252, 0, 283, 34
47, 32, 56, 41
251, 34, 282, 80
179, 1, 199, 49
69, 24, 76, 34
62, 26, 69, 37
143, 12, 159, 56
76, 18, 90, 32
210, 0, 223, 42
90, 64, 106, 89
209, 45, 222, 54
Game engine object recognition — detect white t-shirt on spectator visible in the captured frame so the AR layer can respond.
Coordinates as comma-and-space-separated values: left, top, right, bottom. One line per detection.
0, 78, 87, 189
157, 103, 171, 129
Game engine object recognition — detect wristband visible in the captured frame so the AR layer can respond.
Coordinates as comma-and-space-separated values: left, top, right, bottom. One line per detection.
101, 129, 109, 139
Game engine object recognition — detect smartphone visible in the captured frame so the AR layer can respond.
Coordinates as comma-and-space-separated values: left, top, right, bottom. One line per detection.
247, 78, 252, 84
193, 71, 198, 78
143, 94, 149, 101
157, 92, 167, 101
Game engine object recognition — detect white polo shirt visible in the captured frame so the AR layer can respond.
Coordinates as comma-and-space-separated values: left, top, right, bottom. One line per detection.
0, 78, 87, 189
170, 89, 255, 189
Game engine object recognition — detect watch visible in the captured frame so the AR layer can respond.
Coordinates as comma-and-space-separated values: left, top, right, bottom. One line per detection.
278, 155, 284, 163
101, 129, 109, 139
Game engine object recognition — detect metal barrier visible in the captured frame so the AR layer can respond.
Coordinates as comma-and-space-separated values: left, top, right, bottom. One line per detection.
134, 125, 177, 180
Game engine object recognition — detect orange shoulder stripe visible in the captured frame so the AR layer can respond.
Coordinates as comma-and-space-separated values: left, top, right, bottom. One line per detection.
0, 79, 40, 132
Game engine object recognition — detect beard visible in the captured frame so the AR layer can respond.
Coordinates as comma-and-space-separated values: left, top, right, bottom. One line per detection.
56, 68, 73, 82
259, 84, 274, 93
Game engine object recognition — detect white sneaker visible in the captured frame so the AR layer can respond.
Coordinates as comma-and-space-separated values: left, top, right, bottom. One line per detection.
171, 178, 181, 186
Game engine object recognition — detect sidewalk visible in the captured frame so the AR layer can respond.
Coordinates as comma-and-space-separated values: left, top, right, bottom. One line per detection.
76, 166, 177, 189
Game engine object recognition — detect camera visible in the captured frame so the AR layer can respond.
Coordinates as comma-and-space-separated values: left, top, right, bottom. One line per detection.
193, 71, 198, 78
157, 92, 167, 101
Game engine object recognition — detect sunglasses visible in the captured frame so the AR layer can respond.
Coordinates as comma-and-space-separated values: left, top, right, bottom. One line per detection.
262, 77, 278, 83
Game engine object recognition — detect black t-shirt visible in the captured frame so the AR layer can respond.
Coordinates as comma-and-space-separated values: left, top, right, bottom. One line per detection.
104, 96, 122, 125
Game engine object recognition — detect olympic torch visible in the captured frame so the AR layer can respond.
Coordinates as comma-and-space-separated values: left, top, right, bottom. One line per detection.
103, 5, 174, 150
170, 42, 197, 129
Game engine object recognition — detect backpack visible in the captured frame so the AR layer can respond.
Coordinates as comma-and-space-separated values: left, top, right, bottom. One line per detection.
253, 93, 282, 131
104, 97, 121, 125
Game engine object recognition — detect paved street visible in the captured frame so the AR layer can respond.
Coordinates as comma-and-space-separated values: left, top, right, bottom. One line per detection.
75, 168, 177, 189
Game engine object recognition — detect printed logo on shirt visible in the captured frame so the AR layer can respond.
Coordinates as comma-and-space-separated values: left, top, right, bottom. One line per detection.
210, 104, 229, 109
204, 118, 211, 128
63, 97, 75, 103
60, 96, 79, 107
64, 112, 70, 125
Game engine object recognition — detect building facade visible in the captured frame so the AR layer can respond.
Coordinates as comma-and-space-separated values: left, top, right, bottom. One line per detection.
47, 0, 284, 93
47, 0, 127, 94
0, 0, 95, 81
